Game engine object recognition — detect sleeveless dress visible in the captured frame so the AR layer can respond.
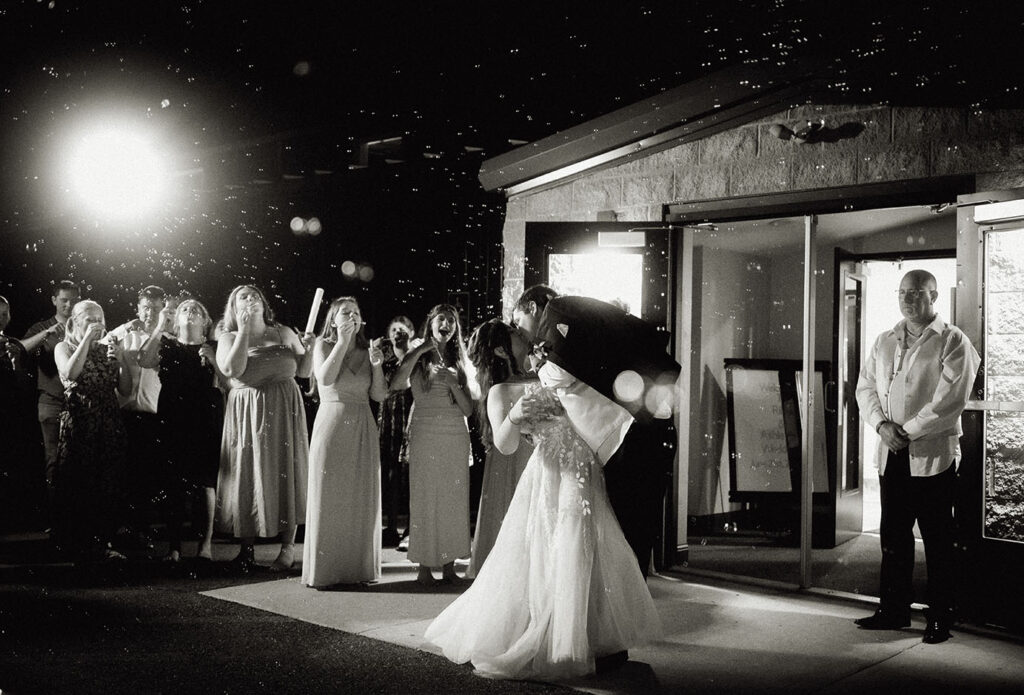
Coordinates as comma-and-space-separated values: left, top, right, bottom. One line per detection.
157, 338, 223, 490
302, 349, 382, 586
216, 343, 308, 538
406, 369, 472, 566
54, 342, 128, 556
467, 435, 534, 578
423, 385, 660, 681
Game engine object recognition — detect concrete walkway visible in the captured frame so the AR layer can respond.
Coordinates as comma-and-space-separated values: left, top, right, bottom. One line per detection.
202, 547, 1024, 694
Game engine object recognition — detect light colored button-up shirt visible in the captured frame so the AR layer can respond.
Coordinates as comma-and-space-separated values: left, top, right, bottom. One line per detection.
855, 314, 980, 476
109, 321, 162, 414
537, 361, 633, 465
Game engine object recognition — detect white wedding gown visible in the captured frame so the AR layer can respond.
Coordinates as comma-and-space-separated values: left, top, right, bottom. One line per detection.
423, 386, 660, 680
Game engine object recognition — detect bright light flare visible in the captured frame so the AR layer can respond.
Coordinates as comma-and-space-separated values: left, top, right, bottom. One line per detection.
613, 370, 645, 403
66, 127, 168, 221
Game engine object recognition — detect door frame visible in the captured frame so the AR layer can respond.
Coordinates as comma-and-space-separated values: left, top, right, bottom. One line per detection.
666, 175, 974, 582
832, 249, 958, 542
523, 220, 677, 568
956, 189, 1024, 630
834, 260, 866, 543
523, 221, 674, 329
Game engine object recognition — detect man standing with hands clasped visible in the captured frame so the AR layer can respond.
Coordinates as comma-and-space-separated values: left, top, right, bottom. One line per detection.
855, 269, 980, 644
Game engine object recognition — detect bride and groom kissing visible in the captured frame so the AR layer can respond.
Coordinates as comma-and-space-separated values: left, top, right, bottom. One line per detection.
424, 284, 680, 681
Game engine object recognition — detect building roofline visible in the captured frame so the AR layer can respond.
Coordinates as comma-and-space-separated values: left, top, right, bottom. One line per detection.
478, 60, 834, 195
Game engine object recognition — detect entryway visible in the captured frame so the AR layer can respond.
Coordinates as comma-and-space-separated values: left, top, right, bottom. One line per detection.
851, 256, 958, 533
674, 200, 959, 601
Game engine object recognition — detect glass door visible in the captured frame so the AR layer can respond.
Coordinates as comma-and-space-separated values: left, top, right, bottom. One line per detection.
680, 217, 810, 586
957, 190, 1024, 632
981, 227, 1024, 547
835, 264, 865, 544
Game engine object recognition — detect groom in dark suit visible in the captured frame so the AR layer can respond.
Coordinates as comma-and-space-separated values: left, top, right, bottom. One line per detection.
512, 285, 680, 579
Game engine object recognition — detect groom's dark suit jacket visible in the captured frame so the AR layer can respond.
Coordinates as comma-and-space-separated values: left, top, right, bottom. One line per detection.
536, 296, 680, 575
536, 296, 680, 420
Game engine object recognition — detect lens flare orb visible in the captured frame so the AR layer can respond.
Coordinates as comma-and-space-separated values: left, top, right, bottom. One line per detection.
67, 129, 168, 222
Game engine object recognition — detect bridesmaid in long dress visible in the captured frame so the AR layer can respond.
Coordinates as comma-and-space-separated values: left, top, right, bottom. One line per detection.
53, 300, 132, 562
389, 304, 474, 585
302, 297, 387, 588
465, 319, 535, 578
216, 285, 314, 571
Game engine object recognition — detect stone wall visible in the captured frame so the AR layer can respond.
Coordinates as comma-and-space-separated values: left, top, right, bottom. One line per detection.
499, 104, 1024, 315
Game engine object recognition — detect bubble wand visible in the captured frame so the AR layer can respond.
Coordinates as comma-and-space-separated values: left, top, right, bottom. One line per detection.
305, 287, 325, 334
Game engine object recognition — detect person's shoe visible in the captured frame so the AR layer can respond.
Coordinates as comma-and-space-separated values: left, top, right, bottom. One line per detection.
103, 547, 128, 562
855, 609, 910, 630
269, 543, 295, 572
228, 546, 255, 574
923, 618, 952, 644
396, 534, 409, 552
126, 529, 155, 551
382, 528, 401, 547
416, 567, 438, 586
595, 650, 628, 673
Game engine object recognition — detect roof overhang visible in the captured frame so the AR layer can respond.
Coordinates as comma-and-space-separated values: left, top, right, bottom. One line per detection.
479, 60, 833, 196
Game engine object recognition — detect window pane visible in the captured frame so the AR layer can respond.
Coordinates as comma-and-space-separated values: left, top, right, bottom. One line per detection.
984, 229, 1024, 543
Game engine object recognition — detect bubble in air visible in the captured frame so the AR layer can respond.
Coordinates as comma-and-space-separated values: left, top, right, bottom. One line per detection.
613, 370, 644, 402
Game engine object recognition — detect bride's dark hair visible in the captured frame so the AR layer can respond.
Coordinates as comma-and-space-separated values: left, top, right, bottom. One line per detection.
467, 318, 520, 448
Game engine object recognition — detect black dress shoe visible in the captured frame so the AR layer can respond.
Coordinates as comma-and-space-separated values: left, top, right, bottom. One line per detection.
922, 618, 952, 644
855, 609, 910, 630
595, 650, 628, 673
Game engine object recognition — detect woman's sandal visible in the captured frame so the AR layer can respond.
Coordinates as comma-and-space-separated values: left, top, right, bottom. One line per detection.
269, 544, 295, 572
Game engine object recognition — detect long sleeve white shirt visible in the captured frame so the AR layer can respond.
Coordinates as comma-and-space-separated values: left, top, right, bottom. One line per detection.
537, 361, 633, 465
109, 321, 162, 414
855, 314, 980, 476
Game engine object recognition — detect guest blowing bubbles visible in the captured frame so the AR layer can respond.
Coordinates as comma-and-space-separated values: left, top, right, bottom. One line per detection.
137, 298, 225, 563
52, 300, 132, 563
302, 297, 387, 588
216, 285, 315, 572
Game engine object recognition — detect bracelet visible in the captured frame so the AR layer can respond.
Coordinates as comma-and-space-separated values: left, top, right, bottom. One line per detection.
876, 420, 886, 433
508, 411, 523, 426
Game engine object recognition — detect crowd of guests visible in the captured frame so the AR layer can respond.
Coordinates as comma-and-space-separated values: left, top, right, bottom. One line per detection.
0, 281, 535, 586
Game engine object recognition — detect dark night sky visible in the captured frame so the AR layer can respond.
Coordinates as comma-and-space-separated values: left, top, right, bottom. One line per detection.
1, 1, 1023, 334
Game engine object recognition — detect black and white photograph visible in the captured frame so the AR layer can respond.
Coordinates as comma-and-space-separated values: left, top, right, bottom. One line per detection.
2, 1, 1024, 693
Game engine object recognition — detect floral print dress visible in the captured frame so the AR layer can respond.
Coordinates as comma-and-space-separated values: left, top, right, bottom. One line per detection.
54, 341, 128, 556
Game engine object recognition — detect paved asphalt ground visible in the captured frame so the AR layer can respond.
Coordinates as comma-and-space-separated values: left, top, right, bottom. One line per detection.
0, 536, 570, 695
4, 532, 1024, 695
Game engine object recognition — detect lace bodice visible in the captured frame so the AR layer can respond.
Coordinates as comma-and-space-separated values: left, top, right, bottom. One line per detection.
519, 385, 596, 521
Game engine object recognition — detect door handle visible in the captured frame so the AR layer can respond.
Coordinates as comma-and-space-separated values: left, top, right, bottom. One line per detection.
824, 381, 837, 413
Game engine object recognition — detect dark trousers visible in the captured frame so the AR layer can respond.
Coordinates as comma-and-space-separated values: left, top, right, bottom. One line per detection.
878, 448, 957, 617
603, 418, 676, 578
381, 451, 409, 532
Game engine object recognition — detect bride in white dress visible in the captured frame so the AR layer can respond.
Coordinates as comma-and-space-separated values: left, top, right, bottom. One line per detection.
423, 380, 660, 680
